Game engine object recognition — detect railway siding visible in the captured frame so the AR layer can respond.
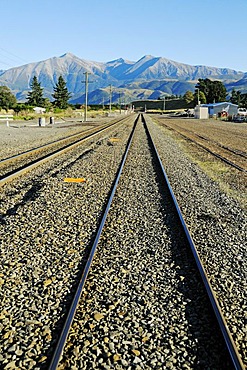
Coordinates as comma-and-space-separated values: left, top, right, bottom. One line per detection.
153, 116, 247, 207
0, 117, 128, 180
0, 119, 133, 369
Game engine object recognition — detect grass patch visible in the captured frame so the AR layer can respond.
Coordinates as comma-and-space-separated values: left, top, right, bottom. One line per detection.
183, 146, 246, 209
194, 160, 229, 176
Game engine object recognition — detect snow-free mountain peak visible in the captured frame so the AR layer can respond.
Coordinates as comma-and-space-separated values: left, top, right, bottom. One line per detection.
0, 53, 245, 103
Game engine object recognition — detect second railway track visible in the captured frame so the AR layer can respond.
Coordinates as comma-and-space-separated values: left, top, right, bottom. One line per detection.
0, 116, 129, 183
154, 117, 247, 173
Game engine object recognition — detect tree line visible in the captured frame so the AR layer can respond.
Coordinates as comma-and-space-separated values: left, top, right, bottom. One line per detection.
183, 78, 247, 108
0, 75, 71, 111
0, 76, 247, 112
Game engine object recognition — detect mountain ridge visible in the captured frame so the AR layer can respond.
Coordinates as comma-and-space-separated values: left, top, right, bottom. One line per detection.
0, 52, 246, 104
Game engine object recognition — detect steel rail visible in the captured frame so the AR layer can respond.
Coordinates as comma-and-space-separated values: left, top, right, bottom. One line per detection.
0, 116, 127, 164
0, 116, 130, 186
0, 116, 126, 169
143, 114, 245, 370
197, 134, 247, 158
48, 114, 140, 370
158, 120, 247, 172
0, 126, 95, 164
170, 123, 247, 159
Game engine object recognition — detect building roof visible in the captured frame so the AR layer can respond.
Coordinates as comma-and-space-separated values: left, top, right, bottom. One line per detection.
202, 102, 238, 107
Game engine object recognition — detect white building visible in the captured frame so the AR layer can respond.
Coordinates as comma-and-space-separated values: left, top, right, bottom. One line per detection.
33, 107, 46, 114
201, 102, 238, 117
194, 105, 209, 119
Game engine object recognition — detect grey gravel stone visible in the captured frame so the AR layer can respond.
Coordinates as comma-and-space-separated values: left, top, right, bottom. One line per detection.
58, 117, 234, 369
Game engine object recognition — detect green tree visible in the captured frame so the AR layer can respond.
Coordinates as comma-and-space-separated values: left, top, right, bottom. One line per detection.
196, 78, 210, 101
0, 86, 17, 110
196, 78, 227, 103
183, 91, 194, 104
194, 90, 207, 105
230, 89, 241, 105
13, 103, 27, 115
230, 90, 247, 108
43, 98, 52, 111
26, 76, 45, 106
240, 93, 247, 108
210, 80, 227, 102
52, 76, 71, 109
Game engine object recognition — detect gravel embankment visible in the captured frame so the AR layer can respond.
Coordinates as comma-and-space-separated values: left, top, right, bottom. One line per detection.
0, 118, 133, 369
58, 119, 232, 369
146, 114, 247, 367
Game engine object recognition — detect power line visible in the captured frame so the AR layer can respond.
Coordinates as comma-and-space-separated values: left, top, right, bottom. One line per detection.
0, 59, 13, 68
0, 53, 22, 65
0, 47, 29, 69
0, 47, 29, 64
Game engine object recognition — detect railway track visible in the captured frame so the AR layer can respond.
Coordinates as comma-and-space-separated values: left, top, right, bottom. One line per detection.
196, 134, 247, 159
154, 118, 247, 173
46, 115, 243, 369
0, 114, 245, 369
169, 123, 247, 160
0, 116, 128, 184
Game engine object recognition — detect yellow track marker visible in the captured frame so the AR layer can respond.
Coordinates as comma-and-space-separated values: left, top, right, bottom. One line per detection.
64, 178, 86, 183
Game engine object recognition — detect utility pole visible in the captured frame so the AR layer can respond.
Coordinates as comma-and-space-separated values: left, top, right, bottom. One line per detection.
119, 92, 122, 114
109, 84, 112, 114
163, 96, 166, 113
196, 88, 200, 105
83, 72, 91, 122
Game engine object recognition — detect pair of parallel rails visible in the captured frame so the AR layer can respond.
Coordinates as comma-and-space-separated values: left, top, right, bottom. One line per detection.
0, 116, 128, 185
0, 114, 244, 369
155, 119, 247, 173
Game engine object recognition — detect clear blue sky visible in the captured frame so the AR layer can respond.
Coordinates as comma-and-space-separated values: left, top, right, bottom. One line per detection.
1, 0, 246, 72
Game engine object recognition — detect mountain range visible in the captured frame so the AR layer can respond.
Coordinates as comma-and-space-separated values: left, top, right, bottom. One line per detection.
0, 52, 246, 104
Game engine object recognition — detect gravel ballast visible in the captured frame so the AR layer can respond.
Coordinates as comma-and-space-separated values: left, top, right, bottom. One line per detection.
58, 118, 232, 369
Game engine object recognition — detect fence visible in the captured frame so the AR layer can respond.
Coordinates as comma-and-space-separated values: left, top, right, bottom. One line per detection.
0, 114, 14, 126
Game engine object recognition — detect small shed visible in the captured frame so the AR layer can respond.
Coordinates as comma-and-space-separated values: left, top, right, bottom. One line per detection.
201, 102, 238, 117
194, 105, 209, 119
